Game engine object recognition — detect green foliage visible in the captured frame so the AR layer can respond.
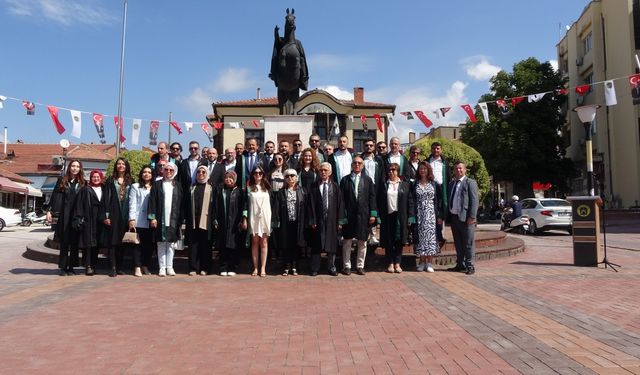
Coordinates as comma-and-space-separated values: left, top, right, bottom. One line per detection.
105, 150, 154, 181
462, 57, 577, 195
408, 137, 491, 201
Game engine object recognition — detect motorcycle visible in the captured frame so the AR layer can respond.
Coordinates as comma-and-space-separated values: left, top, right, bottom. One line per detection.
22, 211, 49, 227
500, 207, 529, 235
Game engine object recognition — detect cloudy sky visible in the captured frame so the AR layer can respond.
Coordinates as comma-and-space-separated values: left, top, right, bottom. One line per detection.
0, 0, 587, 147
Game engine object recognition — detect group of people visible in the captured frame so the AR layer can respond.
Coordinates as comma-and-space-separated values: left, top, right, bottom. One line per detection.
47, 134, 479, 278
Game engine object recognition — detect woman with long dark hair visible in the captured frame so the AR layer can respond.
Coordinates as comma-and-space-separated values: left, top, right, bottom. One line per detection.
297, 148, 319, 190
128, 165, 155, 277
74, 169, 104, 275
267, 153, 286, 192
413, 161, 443, 273
244, 165, 273, 277
100, 157, 133, 277
47, 159, 86, 276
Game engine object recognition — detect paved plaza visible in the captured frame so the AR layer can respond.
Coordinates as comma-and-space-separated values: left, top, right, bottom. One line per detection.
0, 218, 638, 374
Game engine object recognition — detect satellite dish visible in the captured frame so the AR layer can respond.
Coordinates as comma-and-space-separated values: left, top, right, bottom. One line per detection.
59, 139, 70, 148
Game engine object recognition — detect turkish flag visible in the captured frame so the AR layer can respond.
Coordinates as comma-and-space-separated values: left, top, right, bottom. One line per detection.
169, 121, 183, 135
114, 116, 126, 143
252, 120, 260, 128
511, 96, 525, 106
213, 121, 223, 130
555, 88, 568, 96
413, 111, 433, 128
23, 101, 36, 115
46, 106, 66, 134
460, 104, 477, 123
373, 113, 384, 133
575, 85, 590, 95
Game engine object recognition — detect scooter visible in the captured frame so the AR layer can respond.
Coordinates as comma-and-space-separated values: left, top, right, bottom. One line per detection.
500, 208, 529, 235
22, 211, 49, 227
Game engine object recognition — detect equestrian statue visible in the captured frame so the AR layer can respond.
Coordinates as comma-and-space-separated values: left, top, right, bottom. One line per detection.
269, 8, 309, 115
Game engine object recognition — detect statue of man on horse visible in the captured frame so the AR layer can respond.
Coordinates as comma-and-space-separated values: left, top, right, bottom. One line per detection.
269, 8, 309, 115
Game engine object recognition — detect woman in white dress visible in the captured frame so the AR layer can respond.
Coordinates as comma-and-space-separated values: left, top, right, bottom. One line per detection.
244, 165, 273, 277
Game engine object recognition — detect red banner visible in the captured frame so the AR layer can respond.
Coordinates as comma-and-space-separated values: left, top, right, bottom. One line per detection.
373, 113, 384, 133
169, 121, 183, 135
46, 106, 66, 134
413, 111, 433, 128
460, 104, 477, 123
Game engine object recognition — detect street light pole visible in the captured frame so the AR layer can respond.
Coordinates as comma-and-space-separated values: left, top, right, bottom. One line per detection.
573, 105, 601, 196
116, 0, 128, 158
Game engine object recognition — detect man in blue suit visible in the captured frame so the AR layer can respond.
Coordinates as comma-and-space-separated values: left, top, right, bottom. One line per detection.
447, 161, 479, 275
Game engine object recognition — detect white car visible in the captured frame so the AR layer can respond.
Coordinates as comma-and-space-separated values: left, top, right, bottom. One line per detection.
0, 206, 22, 231
520, 198, 573, 234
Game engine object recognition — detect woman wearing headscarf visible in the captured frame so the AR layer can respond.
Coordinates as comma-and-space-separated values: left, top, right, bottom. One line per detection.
213, 170, 245, 276
185, 165, 215, 276
148, 162, 183, 277
273, 169, 307, 276
47, 159, 86, 276
100, 157, 134, 277
128, 165, 155, 277
74, 169, 104, 275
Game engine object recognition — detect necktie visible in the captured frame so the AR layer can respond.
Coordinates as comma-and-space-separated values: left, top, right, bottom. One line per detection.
248, 154, 255, 172
354, 175, 360, 199
322, 183, 328, 217
449, 180, 459, 208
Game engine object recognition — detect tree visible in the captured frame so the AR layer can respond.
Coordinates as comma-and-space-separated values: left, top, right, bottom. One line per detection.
105, 150, 154, 180
409, 137, 491, 201
462, 57, 576, 195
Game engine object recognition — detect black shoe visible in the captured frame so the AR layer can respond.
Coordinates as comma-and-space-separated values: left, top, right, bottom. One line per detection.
59, 269, 67, 276
142, 267, 151, 275
117, 270, 126, 275
310, 271, 318, 277
356, 268, 365, 275
109, 269, 117, 277
466, 267, 475, 275
85, 267, 94, 276
342, 268, 351, 276
66, 268, 76, 276
447, 265, 466, 272
328, 270, 338, 276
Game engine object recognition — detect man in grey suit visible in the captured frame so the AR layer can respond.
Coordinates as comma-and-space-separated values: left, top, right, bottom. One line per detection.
447, 161, 479, 275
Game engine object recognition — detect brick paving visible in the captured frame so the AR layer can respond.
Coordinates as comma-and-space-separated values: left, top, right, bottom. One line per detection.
0, 223, 639, 374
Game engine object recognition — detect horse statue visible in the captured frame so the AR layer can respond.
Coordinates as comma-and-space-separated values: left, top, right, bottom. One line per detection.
269, 8, 309, 115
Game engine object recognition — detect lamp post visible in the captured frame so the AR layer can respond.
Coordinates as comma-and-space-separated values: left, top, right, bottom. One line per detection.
573, 105, 601, 196
115, 0, 128, 158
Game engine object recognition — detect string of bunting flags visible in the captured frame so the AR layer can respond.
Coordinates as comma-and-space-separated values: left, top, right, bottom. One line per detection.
1, 71, 639, 144
396, 72, 640, 128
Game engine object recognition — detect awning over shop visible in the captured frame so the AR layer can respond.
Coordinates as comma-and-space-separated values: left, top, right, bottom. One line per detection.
13, 182, 43, 197
40, 177, 60, 193
0, 177, 28, 194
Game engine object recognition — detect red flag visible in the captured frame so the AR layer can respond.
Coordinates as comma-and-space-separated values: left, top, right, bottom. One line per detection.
213, 121, 223, 130
359, 115, 368, 132
629, 73, 640, 88
92, 113, 106, 143
373, 114, 384, 133
413, 111, 433, 128
46, 106, 66, 134
201, 123, 210, 133
555, 88, 568, 96
496, 99, 510, 116
400, 111, 414, 120
169, 121, 183, 135
439, 107, 451, 117
575, 84, 590, 95
252, 120, 260, 128
22, 101, 35, 115
460, 104, 477, 123
511, 96, 525, 106
114, 116, 126, 143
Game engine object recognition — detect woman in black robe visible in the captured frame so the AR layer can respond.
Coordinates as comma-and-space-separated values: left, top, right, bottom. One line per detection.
74, 170, 105, 275
274, 169, 308, 276
213, 171, 245, 276
185, 165, 215, 276
99, 157, 133, 277
47, 159, 86, 276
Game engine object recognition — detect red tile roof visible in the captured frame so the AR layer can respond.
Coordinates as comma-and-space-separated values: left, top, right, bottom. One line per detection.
0, 167, 32, 183
0, 142, 118, 175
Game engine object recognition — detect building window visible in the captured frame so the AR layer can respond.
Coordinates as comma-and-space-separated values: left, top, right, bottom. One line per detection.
314, 114, 343, 141
585, 73, 594, 94
244, 129, 264, 149
582, 32, 593, 55
352, 130, 374, 154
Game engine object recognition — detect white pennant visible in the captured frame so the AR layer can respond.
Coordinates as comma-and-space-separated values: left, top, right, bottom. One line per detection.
432, 110, 440, 119
604, 80, 617, 106
229, 122, 240, 129
333, 116, 340, 135
527, 93, 546, 103
131, 118, 142, 145
479, 102, 490, 123
348, 115, 354, 123
69, 110, 82, 138
386, 113, 398, 134
0, 95, 6, 109
185, 122, 193, 131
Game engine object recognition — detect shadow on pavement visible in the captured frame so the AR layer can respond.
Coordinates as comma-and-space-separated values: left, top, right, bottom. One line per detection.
511, 261, 575, 267
9, 268, 60, 275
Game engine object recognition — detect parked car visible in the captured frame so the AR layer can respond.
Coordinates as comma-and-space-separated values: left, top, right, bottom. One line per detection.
0, 206, 23, 231
521, 198, 573, 234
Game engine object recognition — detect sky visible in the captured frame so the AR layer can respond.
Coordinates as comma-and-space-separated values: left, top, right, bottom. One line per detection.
0, 0, 590, 149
